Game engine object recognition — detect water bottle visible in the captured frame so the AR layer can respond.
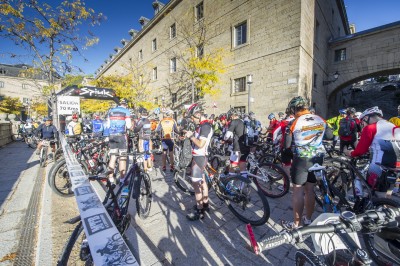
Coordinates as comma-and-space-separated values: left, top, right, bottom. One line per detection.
119, 186, 129, 206
354, 178, 363, 197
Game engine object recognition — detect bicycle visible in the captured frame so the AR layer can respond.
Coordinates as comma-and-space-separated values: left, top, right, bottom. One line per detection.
247, 207, 400, 265
174, 159, 270, 226
38, 139, 54, 167
57, 150, 152, 265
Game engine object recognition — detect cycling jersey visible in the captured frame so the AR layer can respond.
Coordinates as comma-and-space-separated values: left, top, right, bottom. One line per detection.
134, 117, 151, 140
351, 119, 400, 167
192, 121, 213, 156
92, 119, 104, 134
37, 124, 57, 140
156, 118, 178, 140
286, 110, 326, 158
107, 106, 132, 135
225, 118, 245, 152
67, 120, 82, 136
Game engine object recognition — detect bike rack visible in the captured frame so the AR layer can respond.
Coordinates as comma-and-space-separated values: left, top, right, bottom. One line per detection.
60, 134, 139, 265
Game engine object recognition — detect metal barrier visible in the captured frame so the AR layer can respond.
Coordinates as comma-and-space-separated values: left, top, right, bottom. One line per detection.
60, 134, 139, 265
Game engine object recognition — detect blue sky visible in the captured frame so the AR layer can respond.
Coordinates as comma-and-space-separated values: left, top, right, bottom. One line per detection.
0, 0, 399, 76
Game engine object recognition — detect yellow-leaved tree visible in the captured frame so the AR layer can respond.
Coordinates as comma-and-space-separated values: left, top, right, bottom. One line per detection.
0, 97, 23, 114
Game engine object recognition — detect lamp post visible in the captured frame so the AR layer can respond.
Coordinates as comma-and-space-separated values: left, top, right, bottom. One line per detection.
161, 96, 165, 112
323, 71, 339, 85
247, 74, 253, 113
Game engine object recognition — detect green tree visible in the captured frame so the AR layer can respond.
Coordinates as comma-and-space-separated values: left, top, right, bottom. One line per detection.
0, 96, 23, 114
0, 0, 104, 124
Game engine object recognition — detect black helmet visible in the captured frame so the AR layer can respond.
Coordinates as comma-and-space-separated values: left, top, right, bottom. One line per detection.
227, 108, 239, 120
346, 107, 356, 115
286, 96, 308, 115
187, 103, 203, 117
138, 107, 148, 116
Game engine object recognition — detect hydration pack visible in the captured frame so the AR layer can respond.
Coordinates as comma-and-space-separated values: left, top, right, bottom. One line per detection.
338, 117, 355, 137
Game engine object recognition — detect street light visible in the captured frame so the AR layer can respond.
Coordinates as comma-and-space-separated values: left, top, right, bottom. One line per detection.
323, 71, 339, 85
161, 96, 165, 111
247, 74, 253, 113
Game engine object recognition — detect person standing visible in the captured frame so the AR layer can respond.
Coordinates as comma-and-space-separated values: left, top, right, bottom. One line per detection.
67, 113, 82, 137
338, 107, 358, 154
326, 109, 346, 149
156, 109, 178, 172
107, 99, 132, 183
281, 96, 326, 229
184, 103, 213, 221
134, 108, 153, 172
92, 114, 104, 137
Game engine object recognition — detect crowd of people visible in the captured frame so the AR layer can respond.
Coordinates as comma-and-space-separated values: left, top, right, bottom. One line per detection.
19, 98, 400, 225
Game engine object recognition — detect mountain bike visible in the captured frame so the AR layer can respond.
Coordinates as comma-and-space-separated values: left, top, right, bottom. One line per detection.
247, 207, 400, 265
57, 151, 152, 265
174, 160, 270, 226
39, 139, 54, 167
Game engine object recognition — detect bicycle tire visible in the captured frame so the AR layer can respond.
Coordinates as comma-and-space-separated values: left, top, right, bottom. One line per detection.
295, 249, 327, 266
135, 172, 152, 219
40, 147, 47, 168
252, 162, 290, 198
57, 222, 94, 265
225, 175, 270, 226
362, 197, 400, 266
54, 148, 64, 162
174, 167, 195, 195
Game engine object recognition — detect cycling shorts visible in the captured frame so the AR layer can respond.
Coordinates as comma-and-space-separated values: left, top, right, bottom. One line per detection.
162, 139, 174, 152
109, 135, 127, 154
290, 155, 323, 186
139, 139, 151, 160
191, 156, 207, 183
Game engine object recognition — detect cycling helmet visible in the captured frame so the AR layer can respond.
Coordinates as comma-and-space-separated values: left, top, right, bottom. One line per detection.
72, 113, 78, 119
355, 112, 362, 119
347, 107, 356, 115
119, 98, 127, 105
359, 106, 383, 120
26, 119, 32, 123
227, 109, 239, 120
94, 114, 100, 119
287, 96, 308, 115
218, 113, 227, 121
44, 117, 52, 121
268, 113, 275, 120
187, 103, 202, 117
339, 109, 347, 115
209, 114, 215, 120
278, 112, 285, 117
164, 109, 173, 117
139, 107, 148, 115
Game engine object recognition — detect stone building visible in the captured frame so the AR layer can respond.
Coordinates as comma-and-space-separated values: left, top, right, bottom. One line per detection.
96, 0, 349, 124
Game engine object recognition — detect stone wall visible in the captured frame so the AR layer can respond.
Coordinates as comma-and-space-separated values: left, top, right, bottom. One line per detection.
0, 122, 12, 147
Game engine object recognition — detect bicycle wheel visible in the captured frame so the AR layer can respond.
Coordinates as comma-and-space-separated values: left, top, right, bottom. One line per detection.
210, 155, 221, 170
54, 148, 64, 161
40, 147, 47, 168
49, 159, 74, 197
224, 175, 270, 226
295, 249, 326, 266
135, 172, 152, 219
252, 162, 290, 198
362, 198, 400, 266
57, 222, 94, 265
174, 166, 195, 195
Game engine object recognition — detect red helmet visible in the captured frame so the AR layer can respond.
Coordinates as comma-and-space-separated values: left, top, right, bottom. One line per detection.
187, 103, 202, 117
72, 114, 78, 119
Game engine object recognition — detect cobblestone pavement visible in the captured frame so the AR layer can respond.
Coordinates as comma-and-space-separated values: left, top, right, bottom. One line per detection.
128, 155, 316, 265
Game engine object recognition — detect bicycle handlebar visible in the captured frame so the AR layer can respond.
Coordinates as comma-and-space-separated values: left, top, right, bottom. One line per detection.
251, 207, 400, 253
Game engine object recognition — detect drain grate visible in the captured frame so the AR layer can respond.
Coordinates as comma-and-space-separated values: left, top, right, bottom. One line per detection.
14, 165, 45, 265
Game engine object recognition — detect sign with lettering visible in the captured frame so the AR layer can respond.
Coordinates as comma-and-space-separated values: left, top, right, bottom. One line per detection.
71, 86, 116, 99
57, 96, 80, 115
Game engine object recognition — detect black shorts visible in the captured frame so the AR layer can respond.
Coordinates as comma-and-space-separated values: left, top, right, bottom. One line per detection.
109, 135, 127, 151
291, 155, 324, 186
162, 139, 174, 152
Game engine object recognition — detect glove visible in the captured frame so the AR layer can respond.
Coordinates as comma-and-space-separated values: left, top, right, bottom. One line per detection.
185, 131, 193, 138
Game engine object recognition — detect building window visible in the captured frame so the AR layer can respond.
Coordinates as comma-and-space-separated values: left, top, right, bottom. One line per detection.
172, 93, 177, 103
152, 38, 157, 52
334, 48, 346, 62
234, 21, 247, 47
170, 57, 177, 73
0, 68, 6, 75
196, 44, 204, 58
314, 20, 320, 45
139, 49, 143, 60
22, 84, 29, 89
0, 81, 4, 88
170, 23, 176, 39
233, 77, 246, 93
152, 67, 157, 80
23, 97, 29, 104
195, 1, 204, 21
233, 106, 246, 114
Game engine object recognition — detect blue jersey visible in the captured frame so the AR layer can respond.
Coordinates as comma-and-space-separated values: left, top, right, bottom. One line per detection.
107, 106, 131, 135
92, 119, 104, 134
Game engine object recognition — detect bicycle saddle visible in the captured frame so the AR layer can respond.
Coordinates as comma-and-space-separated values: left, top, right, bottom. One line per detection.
308, 163, 326, 172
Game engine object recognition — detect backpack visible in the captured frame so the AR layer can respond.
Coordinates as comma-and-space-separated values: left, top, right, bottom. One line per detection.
177, 138, 193, 170
338, 117, 355, 137
139, 119, 151, 140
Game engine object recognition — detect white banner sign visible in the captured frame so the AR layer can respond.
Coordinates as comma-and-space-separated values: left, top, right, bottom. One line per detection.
57, 96, 80, 115
60, 135, 138, 266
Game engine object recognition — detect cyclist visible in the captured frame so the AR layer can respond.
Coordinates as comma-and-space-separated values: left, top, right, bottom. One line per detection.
223, 109, 249, 177
344, 106, 400, 197
338, 107, 358, 154
389, 105, 400, 126
22, 118, 35, 142
249, 112, 261, 144
184, 103, 213, 220
278, 111, 285, 121
134, 108, 153, 172
35, 117, 58, 155
107, 98, 132, 183
326, 109, 346, 149
156, 109, 178, 172
266, 113, 279, 142
281, 96, 326, 230
91, 114, 104, 137
67, 113, 83, 137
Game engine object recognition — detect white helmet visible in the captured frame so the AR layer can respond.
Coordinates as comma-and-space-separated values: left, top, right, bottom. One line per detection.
359, 106, 383, 120
355, 112, 362, 119
164, 109, 173, 117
